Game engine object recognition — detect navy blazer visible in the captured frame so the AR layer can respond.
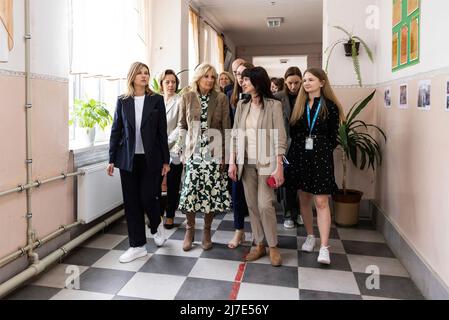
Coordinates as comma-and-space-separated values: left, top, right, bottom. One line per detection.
109, 94, 170, 172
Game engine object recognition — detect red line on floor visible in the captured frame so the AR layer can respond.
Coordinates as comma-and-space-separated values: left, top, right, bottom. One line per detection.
229, 254, 249, 300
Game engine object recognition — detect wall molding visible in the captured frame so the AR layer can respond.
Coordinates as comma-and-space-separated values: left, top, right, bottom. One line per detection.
0, 69, 68, 83
333, 66, 449, 89
371, 201, 449, 300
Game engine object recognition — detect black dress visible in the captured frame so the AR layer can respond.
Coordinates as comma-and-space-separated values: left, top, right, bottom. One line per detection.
285, 97, 340, 195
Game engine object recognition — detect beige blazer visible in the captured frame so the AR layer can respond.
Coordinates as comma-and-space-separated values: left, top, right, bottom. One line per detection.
165, 94, 181, 153
176, 90, 231, 161
232, 98, 287, 179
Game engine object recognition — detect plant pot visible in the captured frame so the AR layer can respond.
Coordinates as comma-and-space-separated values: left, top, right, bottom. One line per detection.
343, 41, 360, 57
85, 127, 96, 147
332, 189, 363, 227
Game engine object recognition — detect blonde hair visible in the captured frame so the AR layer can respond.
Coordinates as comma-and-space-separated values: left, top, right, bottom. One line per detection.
190, 63, 220, 94
123, 62, 153, 98
290, 68, 345, 125
219, 71, 235, 86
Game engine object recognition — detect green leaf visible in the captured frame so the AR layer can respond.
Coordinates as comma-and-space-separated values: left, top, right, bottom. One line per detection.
347, 90, 376, 124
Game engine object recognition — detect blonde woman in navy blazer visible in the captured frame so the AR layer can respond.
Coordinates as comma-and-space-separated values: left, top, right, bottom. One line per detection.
108, 62, 170, 263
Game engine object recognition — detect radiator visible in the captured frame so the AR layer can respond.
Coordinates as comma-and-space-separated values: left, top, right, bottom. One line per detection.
77, 162, 123, 223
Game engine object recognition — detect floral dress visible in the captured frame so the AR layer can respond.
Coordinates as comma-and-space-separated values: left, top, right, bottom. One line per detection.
178, 94, 232, 214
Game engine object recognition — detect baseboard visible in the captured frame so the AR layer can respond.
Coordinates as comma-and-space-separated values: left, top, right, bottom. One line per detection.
371, 201, 449, 300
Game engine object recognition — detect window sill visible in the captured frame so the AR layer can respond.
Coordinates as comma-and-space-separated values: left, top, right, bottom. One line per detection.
70, 140, 109, 155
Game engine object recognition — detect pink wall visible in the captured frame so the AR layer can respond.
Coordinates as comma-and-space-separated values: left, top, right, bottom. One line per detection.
0, 75, 74, 258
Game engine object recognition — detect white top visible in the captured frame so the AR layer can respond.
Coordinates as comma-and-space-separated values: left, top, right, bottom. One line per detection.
134, 95, 145, 154
245, 105, 261, 162
165, 94, 181, 163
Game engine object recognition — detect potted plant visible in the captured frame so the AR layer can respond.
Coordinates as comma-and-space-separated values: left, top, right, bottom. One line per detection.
324, 26, 374, 87
69, 98, 113, 146
332, 90, 387, 226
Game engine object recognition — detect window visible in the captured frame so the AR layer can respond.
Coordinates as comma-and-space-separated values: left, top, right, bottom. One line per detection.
69, 0, 147, 147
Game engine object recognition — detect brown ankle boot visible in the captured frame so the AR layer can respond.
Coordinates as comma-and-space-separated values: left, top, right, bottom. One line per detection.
269, 247, 282, 267
183, 213, 196, 251
202, 214, 214, 250
245, 244, 266, 262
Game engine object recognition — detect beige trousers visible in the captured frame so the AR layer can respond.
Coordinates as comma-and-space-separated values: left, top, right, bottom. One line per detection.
241, 164, 278, 247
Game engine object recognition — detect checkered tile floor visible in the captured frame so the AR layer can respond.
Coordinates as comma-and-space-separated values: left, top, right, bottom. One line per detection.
5, 210, 424, 300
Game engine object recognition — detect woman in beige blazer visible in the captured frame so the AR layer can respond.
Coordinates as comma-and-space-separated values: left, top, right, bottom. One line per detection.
176, 63, 232, 252
228, 66, 287, 267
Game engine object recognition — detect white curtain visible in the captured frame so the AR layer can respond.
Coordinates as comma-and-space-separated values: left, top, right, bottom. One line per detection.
69, 0, 146, 79
188, 8, 199, 81
202, 23, 223, 73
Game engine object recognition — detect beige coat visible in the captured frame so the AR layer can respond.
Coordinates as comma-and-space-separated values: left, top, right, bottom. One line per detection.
176, 90, 231, 161
232, 98, 287, 179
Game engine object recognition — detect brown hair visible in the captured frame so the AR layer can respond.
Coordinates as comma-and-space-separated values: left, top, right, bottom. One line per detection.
283, 66, 303, 95
290, 67, 345, 125
159, 69, 180, 94
231, 62, 254, 106
123, 62, 153, 98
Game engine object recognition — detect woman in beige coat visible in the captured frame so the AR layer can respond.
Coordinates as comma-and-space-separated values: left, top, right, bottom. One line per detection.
176, 63, 232, 252
228, 66, 287, 267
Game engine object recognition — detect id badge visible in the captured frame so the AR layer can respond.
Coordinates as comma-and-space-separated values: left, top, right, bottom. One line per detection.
305, 137, 314, 150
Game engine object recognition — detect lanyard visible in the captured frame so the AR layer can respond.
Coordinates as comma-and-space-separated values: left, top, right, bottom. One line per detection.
306, 98, 322, 137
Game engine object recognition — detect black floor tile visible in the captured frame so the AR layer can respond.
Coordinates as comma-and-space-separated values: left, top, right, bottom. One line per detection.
175, 278, 234, 300
112, 238, 159, 253
243, 263, 298, 288
5, 285, 61, 300
200, 243, 250, 262
61, 247, 109, 266
78, 268, 135, 295
298, 251, 352, 272
217, 220, 252, 232
104, 222, 129, 236
342, 241, 395, 258
139, 255, 197, 276
277, 235, 299, 250
297, 226, 340, 239
300, 289, 362, 300
354, 273, 425, 300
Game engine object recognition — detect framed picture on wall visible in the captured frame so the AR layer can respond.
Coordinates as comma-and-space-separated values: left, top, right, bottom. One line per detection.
384, 87, 392, 108
417, 80, 431, 111
399, 83, 408, 109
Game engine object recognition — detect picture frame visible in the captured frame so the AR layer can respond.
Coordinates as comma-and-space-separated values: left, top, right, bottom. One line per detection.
384, 87, 392, 109
399, 83, 408, 109
417, 80, 431, 111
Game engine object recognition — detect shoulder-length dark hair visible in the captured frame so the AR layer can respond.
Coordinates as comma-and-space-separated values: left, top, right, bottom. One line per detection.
283, 66, 302, 95
241, 66, 277, 108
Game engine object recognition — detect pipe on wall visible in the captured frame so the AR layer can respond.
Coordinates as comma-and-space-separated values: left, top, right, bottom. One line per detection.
0, 211, 124, 299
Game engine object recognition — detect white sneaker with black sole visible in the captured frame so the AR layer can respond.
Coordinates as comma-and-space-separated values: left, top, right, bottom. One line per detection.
301, 235, 316, 252
296, 215, 304, 226
283, 219, 295, 229
119, 246, 148, 263
317, 246, 331, 265
153, 221, 166, 247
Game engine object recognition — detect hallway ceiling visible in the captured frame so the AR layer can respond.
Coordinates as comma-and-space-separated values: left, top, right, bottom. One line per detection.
190, 0, 323, 46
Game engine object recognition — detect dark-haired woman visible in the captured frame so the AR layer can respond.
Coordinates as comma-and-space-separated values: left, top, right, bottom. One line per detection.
228, 66, 287, 267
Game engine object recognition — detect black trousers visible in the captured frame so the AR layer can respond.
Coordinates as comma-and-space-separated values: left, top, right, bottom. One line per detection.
120, 155, 162, 248
159, 162, 183, 218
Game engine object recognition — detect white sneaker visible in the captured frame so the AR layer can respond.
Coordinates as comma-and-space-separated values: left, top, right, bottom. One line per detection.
153, 222, 166, 247
283, 219, 295, 229
119, 246, 147, 263
296, 215, 304, 226
301, 235, 316, 252
318, 246, 331, 265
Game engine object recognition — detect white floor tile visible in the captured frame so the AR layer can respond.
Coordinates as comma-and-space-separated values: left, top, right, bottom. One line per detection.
211, 230, 252, 246
237, 283, 299, 300
92, 250, 151, 272
337, 228, 386, 243
118, 272, 186, 300
154, 239, 203, 257
347, 255, 410, 277
51, 289, 113, 300
188, 258, 242, 282
298, 267, 360, 295
249, 248, 298, 267
145, 225, 178, 239
32, 264, 89, 289
83, 234, 127, 250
